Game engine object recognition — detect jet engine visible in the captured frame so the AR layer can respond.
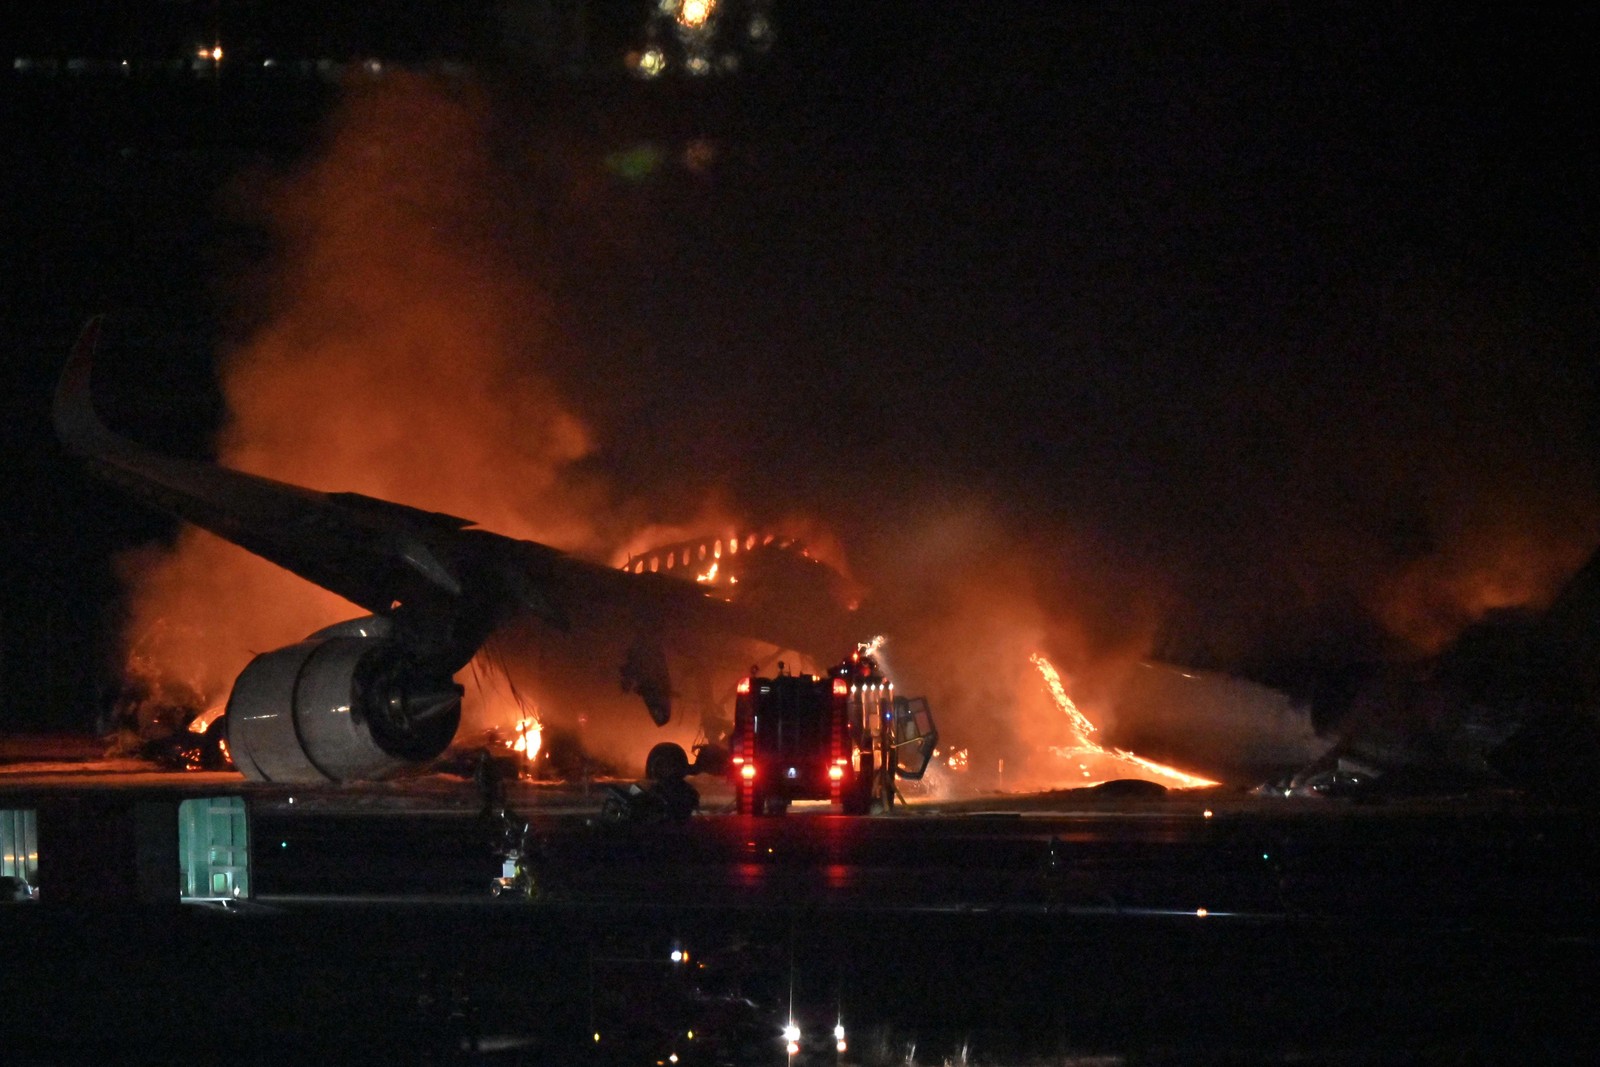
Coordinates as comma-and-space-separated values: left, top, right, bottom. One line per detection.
226, 618, 462, 783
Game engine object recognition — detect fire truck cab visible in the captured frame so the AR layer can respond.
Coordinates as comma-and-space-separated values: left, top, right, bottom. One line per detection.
729, 651, 937, 816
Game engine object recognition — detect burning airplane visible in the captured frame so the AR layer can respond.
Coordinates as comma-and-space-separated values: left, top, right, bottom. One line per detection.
55, 319, 869, 783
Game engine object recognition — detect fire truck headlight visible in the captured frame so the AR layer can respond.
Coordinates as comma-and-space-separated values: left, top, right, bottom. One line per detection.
833, 1023, 845, 1041
740, 763, 757, 780
782, 1022, 801, 1042
828, 765, 844, 781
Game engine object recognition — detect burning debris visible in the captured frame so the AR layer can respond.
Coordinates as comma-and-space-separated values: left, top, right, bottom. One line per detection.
99, 653, 231, 770
509, 715, 543, 768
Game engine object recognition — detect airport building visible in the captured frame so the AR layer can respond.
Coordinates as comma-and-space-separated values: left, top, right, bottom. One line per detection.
1, 793, 249, 903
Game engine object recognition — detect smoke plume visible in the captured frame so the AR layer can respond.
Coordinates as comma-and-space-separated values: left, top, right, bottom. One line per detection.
120, 75, 607, 732
114, 65, 1598, 785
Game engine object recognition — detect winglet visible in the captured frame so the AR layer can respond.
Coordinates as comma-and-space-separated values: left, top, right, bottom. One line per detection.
53, 315, 123, 458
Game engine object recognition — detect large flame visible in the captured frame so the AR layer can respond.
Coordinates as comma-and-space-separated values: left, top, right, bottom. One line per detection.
1031, 652, 1217, 790
510, 715, 543, 765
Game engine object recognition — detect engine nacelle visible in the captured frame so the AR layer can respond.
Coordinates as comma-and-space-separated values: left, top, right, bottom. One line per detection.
226, 624, 462, 783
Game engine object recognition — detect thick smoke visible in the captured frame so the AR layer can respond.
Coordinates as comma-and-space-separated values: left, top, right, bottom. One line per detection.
120, 75, 608, 732
116, 66, 1597, 785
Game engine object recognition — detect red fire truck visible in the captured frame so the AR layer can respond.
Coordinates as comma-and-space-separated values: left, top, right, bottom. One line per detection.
728, 651, 937, 815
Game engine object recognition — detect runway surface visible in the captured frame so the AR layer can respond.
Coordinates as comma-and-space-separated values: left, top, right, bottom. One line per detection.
7, 772, 1600, 1064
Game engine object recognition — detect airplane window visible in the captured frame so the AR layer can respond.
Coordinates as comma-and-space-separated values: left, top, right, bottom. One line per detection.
713, 541, 722, 559
650, 557, 658, 573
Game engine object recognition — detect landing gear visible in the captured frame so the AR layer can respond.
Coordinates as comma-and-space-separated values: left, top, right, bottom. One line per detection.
644, 742, 690, 781
600, 742, 700, 824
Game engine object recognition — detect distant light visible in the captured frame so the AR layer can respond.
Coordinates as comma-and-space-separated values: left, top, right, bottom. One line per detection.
833, 1022, 845, 1041
686, 1030, 694, 1040
1202, 809, 1213, 819
670, 948, 684, 963
678, 0, 716, 29
782, 1021, 801, 1042
637, 47, 666, 78
1195, 907, 1209, 918
593, 1032, 601, 1043
669, 1055, 679, 1064
828, 765, 844, 781
837, 1040, 848, 1053
786, 1041, 800, 1056
740, 763, 757, 781
280, 841, 287, 848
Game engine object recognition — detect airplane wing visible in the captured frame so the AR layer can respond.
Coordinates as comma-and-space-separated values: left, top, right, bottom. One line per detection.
54, 317, 475, 619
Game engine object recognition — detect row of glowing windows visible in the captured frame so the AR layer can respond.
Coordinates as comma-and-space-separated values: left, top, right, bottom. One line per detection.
627, 533, 779, 574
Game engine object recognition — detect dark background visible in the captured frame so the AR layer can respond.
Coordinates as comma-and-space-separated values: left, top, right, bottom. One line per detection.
3, 2, 1595, 733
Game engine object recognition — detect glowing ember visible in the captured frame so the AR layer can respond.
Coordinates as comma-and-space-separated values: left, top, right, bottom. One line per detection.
696, 561, 719, 583
946, 747, 969, 772
1030, 653, 1218, 790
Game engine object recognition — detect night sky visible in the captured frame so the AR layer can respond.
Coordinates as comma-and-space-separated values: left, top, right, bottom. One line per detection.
2, 3, 1595, 739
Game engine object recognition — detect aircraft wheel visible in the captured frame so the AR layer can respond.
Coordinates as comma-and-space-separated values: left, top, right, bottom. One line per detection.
645, 741, 690, 781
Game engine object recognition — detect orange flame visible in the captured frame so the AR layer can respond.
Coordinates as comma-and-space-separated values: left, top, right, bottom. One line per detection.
1030, 652, 1217, 790
509, 716, 543, 764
